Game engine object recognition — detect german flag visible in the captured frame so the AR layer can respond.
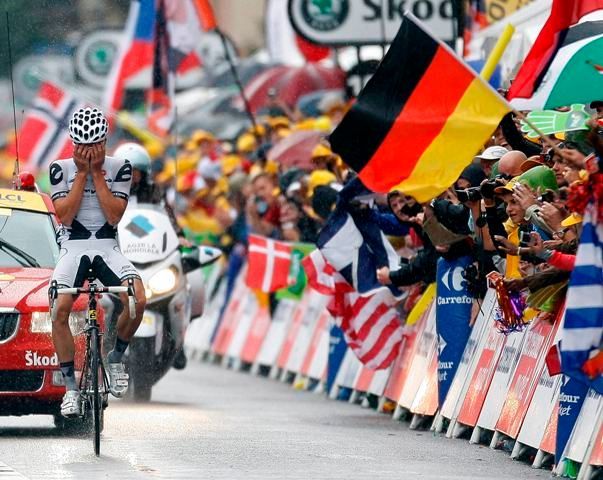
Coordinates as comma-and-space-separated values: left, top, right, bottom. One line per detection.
329, 14, 510, 203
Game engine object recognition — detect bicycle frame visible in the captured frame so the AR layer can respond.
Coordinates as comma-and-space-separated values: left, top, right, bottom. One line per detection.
79, 290, 109, 411
49, 275, 135, 456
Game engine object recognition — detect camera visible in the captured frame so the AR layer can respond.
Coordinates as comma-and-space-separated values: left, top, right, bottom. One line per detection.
479, 178, 503, 199
519, 230, 531, 247
538, 191, 556, 203
455, 187, 482, 203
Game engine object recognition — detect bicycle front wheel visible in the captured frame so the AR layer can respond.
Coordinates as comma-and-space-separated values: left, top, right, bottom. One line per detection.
90, 328, 103, 456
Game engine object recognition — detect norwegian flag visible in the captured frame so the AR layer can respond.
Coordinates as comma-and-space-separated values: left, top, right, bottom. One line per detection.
302, 249, 404, 370
7, 81, 83, 171
246, 235, 292, 293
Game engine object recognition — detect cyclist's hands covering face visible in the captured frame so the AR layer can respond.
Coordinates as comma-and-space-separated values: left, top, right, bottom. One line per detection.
73, 144, 90, 174
89, 142, 106, 173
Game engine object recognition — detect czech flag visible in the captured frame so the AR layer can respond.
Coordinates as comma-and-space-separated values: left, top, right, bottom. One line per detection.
103, 0, 155, 116
329, 14, 510, 203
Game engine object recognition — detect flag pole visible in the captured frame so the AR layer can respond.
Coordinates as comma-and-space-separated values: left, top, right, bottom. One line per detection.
216, 29, 258, 133
479, 23, 515, 81
477, 23, 563, 156
5, 11, 21, 188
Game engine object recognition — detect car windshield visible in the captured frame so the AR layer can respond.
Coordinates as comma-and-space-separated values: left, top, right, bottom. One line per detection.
0, 209, 58, 268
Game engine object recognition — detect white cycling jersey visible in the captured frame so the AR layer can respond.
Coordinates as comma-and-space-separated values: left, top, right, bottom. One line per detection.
49, 156, 132, 241
49, 156, 139, 288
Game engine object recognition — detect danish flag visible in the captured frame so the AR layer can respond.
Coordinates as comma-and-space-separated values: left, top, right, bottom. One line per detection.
7, 81, 84, 171
246, 235, 292, 293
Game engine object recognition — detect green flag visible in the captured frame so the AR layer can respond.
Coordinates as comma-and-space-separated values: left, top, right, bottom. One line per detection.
276, 242, 314, 301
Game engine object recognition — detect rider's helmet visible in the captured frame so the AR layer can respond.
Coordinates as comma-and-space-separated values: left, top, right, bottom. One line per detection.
68, 107, 109, 144
113, 143, 152, 174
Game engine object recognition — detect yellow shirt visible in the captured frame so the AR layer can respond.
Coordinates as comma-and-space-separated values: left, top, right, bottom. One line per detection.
503, 220, 521, 279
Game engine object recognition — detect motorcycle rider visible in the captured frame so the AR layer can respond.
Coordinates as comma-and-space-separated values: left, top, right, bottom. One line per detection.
112, 142, 189, 369
113, 142, 188, 244
49, 108, 147, 417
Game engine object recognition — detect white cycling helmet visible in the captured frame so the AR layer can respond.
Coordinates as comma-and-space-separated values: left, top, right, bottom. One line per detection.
113, 143, 151, 174
68, 107, 109, 144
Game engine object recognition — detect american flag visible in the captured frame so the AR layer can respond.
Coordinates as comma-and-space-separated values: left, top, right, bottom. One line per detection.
560, 200, 603, 394
8, 81, 83, 171
302, 249, 404, 370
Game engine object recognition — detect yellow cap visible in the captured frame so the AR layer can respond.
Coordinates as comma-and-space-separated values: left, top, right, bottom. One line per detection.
267, 116, 290, 129
494, 177, 519, 195
307, 169, 336, 196
190, 129, 215, 144
236, 133, 257, 153
265, 159, 279, 175
276, 128, 292, 139
144, 140, 164, 159
249, 164, 263, 179
247, 124, 266, 137
561, 212, 583, 227
221, 154, 242, 176
313, 116, 332, 132
311, 144, 335, 160
294, 118, 317, 131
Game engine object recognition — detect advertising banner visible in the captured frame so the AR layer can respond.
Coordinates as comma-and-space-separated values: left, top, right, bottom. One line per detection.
495, 317, 555, 439
435, 256, 474, 408
288, 0, 455, 46
556, 377, 590, 462
440, 289, 497, 421
327, 325, 348, 393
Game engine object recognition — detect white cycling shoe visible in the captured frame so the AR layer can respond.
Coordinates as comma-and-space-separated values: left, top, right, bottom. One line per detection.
61, 390, 82, 418
107, 362, 129, 398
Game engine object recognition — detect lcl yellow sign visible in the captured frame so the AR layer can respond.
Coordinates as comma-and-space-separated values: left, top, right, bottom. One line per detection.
0, 189, 48, 213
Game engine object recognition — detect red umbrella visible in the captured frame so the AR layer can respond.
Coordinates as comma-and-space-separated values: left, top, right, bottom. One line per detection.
267, 130, 323, 171
238, 64, 345, 114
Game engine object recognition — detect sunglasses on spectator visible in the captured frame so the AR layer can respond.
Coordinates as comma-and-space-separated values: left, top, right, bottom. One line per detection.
553, 227, 571, 238
539, 153, 554, 166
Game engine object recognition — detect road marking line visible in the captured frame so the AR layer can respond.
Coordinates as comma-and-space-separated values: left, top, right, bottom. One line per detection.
0, 462, 28, 479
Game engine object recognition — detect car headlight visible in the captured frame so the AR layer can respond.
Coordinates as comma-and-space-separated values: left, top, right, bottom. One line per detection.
31, 311, 87, 335
147, 267, 178, 296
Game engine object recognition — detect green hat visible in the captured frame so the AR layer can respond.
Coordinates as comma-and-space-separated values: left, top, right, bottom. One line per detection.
518, 165, 558, 192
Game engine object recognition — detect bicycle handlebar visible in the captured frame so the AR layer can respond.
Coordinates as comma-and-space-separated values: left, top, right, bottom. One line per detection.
56, 286, 129, 295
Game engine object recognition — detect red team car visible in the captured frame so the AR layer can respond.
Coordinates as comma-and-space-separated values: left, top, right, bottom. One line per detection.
0, 185, 97, 429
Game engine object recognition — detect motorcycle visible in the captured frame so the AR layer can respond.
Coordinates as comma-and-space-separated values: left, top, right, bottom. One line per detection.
103, 203, 220, 401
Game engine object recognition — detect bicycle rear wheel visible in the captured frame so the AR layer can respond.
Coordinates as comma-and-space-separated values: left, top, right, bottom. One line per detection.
90, 328, 102, 456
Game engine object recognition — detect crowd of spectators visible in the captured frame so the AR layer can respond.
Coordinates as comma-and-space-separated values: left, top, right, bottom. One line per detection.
141, 97, 603, 344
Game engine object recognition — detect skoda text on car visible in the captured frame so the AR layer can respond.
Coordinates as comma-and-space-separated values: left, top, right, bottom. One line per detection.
0, 185, 95, 427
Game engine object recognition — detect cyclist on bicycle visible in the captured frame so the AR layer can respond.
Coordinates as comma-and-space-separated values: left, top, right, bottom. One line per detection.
49, 107, 146, 417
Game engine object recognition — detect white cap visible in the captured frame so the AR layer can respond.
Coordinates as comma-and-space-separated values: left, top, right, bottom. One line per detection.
475, 146, 508, 161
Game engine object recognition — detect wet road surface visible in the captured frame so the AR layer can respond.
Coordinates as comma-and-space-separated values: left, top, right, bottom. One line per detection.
0, 360, 552, 479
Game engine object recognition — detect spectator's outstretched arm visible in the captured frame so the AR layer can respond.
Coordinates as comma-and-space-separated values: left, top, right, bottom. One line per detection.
500, 112, 541, 157
388, 245, 438, 287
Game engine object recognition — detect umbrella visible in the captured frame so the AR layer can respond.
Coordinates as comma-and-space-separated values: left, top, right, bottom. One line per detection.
267, 130, 323, 171
237, 64, 345, 114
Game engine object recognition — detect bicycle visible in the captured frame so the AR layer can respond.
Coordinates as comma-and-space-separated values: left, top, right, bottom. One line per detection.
50, 269, 136, 457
